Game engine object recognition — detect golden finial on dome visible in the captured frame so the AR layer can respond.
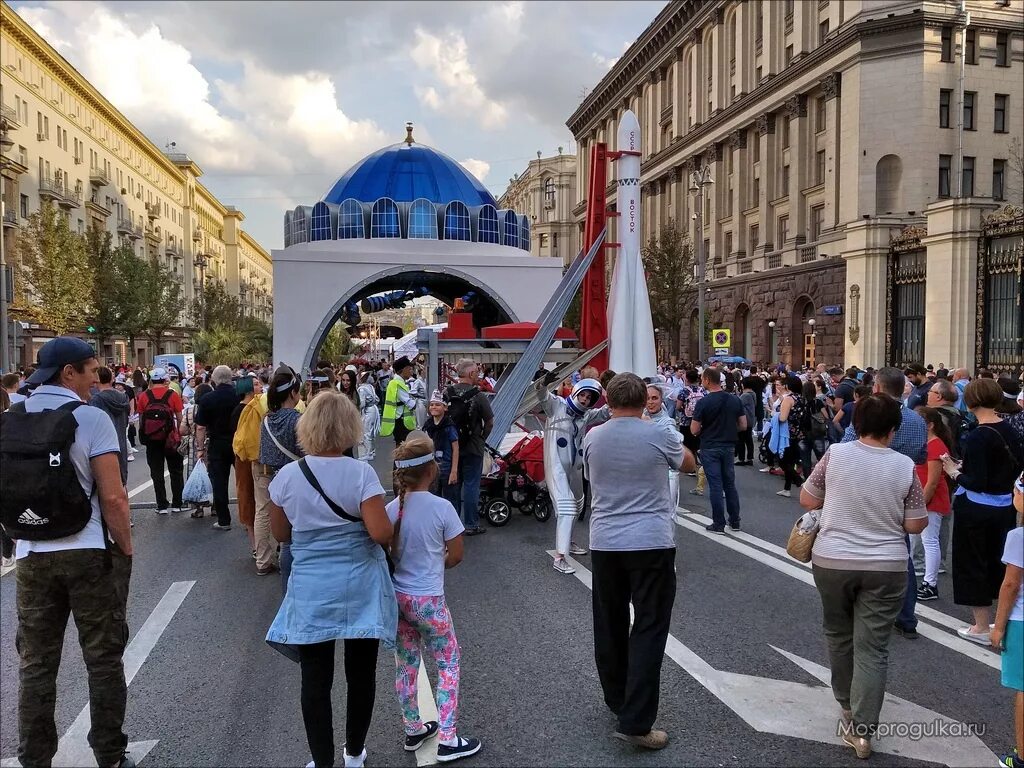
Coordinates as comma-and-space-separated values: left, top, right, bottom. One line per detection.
404, 122, 415, 145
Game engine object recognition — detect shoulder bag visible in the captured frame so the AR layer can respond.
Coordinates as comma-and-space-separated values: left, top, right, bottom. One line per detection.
262, 418, 301, 462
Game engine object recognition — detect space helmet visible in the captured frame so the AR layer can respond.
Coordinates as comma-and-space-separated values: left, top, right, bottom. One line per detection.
566, 378, 602, 416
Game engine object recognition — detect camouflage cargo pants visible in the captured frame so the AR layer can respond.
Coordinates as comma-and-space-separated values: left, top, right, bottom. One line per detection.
16, 548, 132, 768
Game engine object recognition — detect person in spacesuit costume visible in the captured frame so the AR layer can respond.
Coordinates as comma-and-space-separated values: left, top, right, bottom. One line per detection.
536, 377, 609, 574
407, 367, 429, 428
357, 370, 381, 460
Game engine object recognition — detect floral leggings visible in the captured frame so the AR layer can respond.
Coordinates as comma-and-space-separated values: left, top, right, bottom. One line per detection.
394, 592, 461, 742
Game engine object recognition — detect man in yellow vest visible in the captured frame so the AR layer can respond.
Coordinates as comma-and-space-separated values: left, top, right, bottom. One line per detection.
380, 356, 417, 445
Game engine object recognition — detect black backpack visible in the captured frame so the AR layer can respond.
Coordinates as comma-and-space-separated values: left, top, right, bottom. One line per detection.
139, 388, 175, 446
445, 385, 481, 444
0, 401, 94, 541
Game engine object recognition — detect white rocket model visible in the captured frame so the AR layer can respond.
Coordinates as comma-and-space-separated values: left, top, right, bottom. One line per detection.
607, 109, 657, 377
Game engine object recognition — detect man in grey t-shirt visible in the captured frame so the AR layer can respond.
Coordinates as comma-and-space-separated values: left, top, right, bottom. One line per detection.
582, 373, 694, 751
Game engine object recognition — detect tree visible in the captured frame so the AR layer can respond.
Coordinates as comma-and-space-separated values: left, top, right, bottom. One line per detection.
85, 228, 139, 350
1008, 136, 1024, 205
141, 261, 183, 355
189, 278, 240, 330
240, 316, 273, 361
318, 323, 352, 365
192, 324, 250, 364
15, 203, 94, 335
641, 221, 696, 360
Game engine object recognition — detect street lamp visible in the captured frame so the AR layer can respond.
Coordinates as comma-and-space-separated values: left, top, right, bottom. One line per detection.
194, 253, 209, 330
0, 116, 12, 372
689, 166, 714, 364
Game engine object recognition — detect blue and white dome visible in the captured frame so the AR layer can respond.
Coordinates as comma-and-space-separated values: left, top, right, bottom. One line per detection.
284, 124, 529, 251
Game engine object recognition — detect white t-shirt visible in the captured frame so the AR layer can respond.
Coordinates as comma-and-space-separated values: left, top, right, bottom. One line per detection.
386, 492, 464, 596
1002, 526, 1023, 622
268, 456, 385, 531
16, 385, 121, 558
7, 391, 25, 406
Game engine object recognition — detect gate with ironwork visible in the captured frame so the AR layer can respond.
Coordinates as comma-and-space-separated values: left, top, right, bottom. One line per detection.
886, 225, 928, 368
976, 204, 1024, 376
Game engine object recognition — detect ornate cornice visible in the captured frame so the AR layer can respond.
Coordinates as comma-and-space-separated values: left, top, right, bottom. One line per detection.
755, 113, 776, 136
889, 224, 928, 253
703, 143, 721, 164
820, 72, 842, 101
981, 203, 1024, 236
783, 94, 808, 118
727, 130, 747, 149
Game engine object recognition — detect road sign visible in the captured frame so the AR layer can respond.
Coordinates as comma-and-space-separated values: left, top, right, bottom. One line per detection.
822, 305, 843, 315
714, 348, 730, 356
712, 328, 730, 348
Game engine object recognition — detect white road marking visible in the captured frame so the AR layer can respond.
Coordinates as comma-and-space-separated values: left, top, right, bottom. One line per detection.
547, 550, 997, 767
675, 510, 1001, 671
1, 580, 195, 767
127, 470, 169, 500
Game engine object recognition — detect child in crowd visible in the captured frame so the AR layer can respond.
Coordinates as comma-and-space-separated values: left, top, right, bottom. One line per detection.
992, 473, 1023, 768
387, 433, 480, 763
421, 391, 460, 506
833, 384, 872, 433
911, 407, 954, 601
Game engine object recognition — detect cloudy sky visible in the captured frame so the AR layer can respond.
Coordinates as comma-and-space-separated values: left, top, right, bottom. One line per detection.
12, 0, 664, 250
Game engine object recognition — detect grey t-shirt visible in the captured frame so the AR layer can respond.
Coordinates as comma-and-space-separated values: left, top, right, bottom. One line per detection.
583, 416, 685, 551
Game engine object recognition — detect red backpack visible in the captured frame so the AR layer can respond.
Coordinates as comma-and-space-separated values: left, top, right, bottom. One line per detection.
140, 389, 177, 447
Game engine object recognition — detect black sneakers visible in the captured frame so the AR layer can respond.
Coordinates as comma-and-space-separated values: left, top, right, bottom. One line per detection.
893, 622, 919, 639
705, 524, 726, 535
436, 736, 482, 762
405, 721, 439, 751
916, 583, 939, 601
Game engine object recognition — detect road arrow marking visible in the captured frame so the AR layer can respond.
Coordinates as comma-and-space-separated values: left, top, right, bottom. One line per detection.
1, 580, 195, 767
674, 511, 1001, 670
547, 550, 997, 768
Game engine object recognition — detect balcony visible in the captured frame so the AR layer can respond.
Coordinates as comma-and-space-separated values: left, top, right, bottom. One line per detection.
714, 266, 727, 279
2, 209, 19, 229
165, 242, 183, 259
85, 195, 111, 219
117, 218, 142, 239
738, 259, 753, 275
58, 187, 82, 210
146, 202, 159, 220
799, 244, 818, 263
145, 225, 161, 244
0, 103, 19, 128
767, 253, 783, 269
38, 176, 65, 203
89, 168, 109, 188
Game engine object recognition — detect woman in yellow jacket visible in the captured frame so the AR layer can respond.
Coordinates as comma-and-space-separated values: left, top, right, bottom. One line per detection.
232, 376, 264, 560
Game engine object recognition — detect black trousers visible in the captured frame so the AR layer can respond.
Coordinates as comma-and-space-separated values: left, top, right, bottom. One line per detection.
781, 445, 803, 490
145, 443, 184, 510
298, 638, 379, 768
735, 428, 754, 462
951, 496, 1016, 607
591, 548, 676, 736
206, 438, 234, 526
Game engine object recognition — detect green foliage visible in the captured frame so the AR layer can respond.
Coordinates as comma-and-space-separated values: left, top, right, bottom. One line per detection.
192, 324, 250, 364
140, 261, 184, 354
318, 323, 352, 365
641, 221, 696, 360
190, 278, 240, 330
16, 203, 93, 335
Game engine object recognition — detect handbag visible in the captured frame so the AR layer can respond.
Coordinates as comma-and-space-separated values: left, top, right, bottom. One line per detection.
785, 510, 820, 563
297, 458, 395, 576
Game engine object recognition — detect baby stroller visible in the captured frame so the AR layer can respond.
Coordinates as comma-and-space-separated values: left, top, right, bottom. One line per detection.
479, 432, 552, 527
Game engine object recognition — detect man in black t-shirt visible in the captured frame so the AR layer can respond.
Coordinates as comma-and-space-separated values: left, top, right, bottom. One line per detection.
691, 369, 747, 533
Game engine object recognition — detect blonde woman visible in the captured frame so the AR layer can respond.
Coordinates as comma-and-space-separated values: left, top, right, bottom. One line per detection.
265, 391, 395, 768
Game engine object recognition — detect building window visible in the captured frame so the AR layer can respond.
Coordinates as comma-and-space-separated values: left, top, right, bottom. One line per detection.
724, 231, 733, 260
337, 199, 365, 239
963, 91, 976, 130
815, 97, 826, 132
444, 201, 471, 241
816, 151, 826, 185
752, 137, 761, 163
749, 224, 760, 253
781, 164, 790, 196
810, 204, 825, 241
370, 198, 400, 238
996, 32, 1009, 66
889, 250, 927, 368
753, 175, 761, 203
478, 205, 499, 244
544, 177, 556, 206
408, 198, 438, 239
781, 116, 790, 148
500, 210, 520, 247
818, 20, 829, 45
938, 154, 951, 197
994, 94, 1008, 133
539, 233, 549, 251
993, 159, 1006, 200
983, 241, 1024, 368
785, 45, 794, 67
963, 156, 975, 196
20, 194, 29, 218
941, 26, 953, 62
778, 214, 789, 246
939, 89, 952, 128
966, 28, 977, 64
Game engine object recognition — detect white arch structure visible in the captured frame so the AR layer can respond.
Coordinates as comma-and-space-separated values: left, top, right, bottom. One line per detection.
272, 238, 564, 373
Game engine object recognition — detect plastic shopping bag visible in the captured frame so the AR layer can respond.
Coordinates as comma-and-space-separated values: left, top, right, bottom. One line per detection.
182, 460, 213, 504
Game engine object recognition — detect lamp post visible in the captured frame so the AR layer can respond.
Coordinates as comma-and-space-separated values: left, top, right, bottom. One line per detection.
806, 317, 817, 368
194, 253, 209, 330
0, 118, 14, 372
689, 166, 713, 364
768, 320, 777, 364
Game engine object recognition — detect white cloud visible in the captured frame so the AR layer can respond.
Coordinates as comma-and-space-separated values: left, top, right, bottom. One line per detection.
410, 28, 508, 130
459, 158, 490, 184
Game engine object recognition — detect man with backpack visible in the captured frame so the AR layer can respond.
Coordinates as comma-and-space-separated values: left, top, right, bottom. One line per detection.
445, 358, 494, 536
0, 337, 134, 768
135, 367, 184, 515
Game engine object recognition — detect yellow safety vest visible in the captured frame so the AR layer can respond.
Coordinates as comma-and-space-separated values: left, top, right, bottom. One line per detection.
380, 376, 416, 437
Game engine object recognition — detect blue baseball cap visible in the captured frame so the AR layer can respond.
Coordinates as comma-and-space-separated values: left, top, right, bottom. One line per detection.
27, 337, 97, 384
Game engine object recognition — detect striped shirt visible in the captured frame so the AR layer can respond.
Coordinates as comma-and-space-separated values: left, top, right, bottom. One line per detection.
804, 441, 927, 572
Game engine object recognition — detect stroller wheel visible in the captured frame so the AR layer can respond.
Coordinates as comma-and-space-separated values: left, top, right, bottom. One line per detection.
484, 498, 512, 527
533, 494, 552, 522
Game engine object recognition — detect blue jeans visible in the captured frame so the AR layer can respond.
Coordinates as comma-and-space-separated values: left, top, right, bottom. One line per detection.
457, 453, 484, 529
699, 446, 740, 529
896, 535, 917, 630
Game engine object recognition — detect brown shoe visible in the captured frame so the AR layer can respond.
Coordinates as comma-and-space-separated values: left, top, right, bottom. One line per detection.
842, 732, 871, 759
614, 730, 669, 750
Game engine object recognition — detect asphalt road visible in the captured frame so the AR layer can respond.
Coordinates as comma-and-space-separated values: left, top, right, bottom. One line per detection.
0, 437, 1014, 767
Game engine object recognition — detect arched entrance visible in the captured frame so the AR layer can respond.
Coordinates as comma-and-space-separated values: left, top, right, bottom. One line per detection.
793, 297, 816, 368
303, 265, 519, 374
735, 303, 750, 360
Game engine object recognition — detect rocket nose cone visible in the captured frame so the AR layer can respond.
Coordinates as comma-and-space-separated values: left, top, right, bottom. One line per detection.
617, 109, 641, 152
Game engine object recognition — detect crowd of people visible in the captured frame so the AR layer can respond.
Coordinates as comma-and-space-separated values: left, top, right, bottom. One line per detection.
2, 336, 1022, 768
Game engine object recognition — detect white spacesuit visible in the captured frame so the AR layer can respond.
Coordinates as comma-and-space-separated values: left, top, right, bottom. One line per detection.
408, 374, 429, 428
357, 376, 380, 461
537, 378, 608, 574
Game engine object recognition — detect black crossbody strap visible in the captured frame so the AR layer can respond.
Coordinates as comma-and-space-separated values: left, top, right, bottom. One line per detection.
297, 458, 361, 523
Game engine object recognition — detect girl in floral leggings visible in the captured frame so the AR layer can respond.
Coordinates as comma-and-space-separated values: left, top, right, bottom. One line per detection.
387, 432, 481, 763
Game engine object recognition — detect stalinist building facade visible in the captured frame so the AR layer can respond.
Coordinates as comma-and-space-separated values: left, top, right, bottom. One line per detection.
568, 0, 1022, 370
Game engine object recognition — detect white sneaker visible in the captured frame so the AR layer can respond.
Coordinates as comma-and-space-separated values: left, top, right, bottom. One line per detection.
343, 748, 366, 768
776, 490, 792, 498
553, 558, 576, 575
1, 555, 15, 570
759, 467, 771, 473
156, 508, 170, 515
569, 543, 588, 556
130, 447, 139, 454
127, 454, 135, 462
957, 627, 991, 646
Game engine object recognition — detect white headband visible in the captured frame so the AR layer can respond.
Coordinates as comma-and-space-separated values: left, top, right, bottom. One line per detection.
395, 453, 435, 469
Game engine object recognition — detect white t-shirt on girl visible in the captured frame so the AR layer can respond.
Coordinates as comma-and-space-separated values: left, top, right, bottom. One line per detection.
386, 491, 465, 596
1002, 526, 1023, 622
269, 456, 385, 531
